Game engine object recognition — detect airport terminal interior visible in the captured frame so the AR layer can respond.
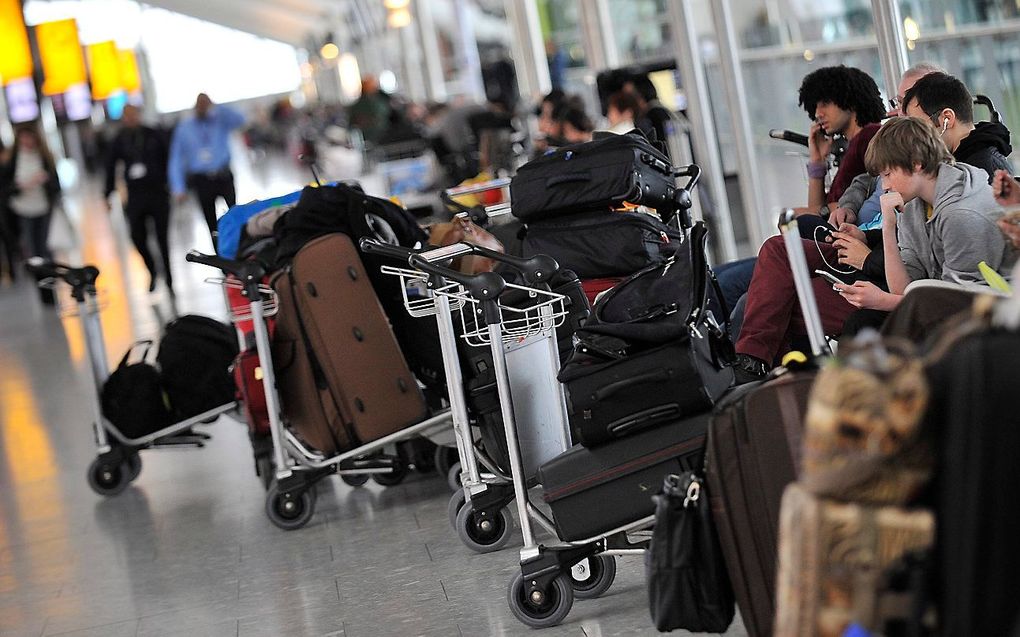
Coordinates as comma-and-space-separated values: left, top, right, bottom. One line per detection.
2, 0, 1020, 636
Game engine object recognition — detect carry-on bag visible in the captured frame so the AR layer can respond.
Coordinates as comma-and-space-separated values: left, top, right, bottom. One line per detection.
521, 210, 682, 279
559, 222, 733, 446
646, 471, 735, 633
773, 483, 934, 637
157, 315, 239, 419
287, 233, 427, 447
539, 413, 708, 542
101, 340, 174, 438
510, 132, 687, 222
703, 209, 829, 637
232, 348, 270, 436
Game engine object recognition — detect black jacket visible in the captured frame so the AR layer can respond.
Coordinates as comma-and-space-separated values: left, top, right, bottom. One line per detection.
0, 147, 60, 212
954, 121, 1013, 181
104, 125, 169, 197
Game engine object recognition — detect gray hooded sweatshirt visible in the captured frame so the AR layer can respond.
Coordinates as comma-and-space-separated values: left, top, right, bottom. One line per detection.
897, 162, 1016, 283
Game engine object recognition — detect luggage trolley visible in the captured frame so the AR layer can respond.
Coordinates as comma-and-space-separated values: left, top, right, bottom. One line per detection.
26, 260, 238, 496
362, 241, 646, 628
184, 251, 454, 530
364, 238, 568, 554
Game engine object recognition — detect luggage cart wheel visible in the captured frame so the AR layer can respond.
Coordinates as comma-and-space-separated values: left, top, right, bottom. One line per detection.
446, 462, 463, 493
126, 453, 142, 482
434, 445, 459, 478
371, 458, 408, 487
87, 457, 132, 497
507, 571, 574, 628
447, 489, 467, 528
340, 473, 370, 487
569, 555, 617, 599
455, 502, 513, 553
265, 481, 316, 530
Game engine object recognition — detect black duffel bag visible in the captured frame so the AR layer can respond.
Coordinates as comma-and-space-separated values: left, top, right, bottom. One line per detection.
101, 340, 174, 439
646, 471, 735, 633
521, 210, 682, 279
157, 315, 239, 419
510, 132, 695, 222
559, 222, 733, 446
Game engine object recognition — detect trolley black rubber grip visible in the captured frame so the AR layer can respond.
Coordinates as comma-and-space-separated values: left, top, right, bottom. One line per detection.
358, 238, 418, 263
769, 129, 810, 146
470, 246, 559, 287
185, 250, 265, 280
407, 254, 507, 301
675, 163, 702, 191
25, 258, 100, 286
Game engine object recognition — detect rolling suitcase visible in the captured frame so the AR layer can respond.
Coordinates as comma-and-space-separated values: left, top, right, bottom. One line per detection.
539, 413, 709, 542
773, 483, 934, 637
704, 211, 829, 637
232, 348, 270, 436
288, 233, 427, 447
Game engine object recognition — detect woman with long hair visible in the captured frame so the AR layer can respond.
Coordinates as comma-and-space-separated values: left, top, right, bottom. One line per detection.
0, 125, 60, 262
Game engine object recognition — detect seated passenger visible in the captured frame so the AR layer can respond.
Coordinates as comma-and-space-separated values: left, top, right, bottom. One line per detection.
734, 117, 1014, 381
604, 91, 641, 135
559, 105, 594, 144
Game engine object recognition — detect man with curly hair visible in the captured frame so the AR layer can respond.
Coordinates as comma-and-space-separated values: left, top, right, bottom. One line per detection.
799, 65, 886, 209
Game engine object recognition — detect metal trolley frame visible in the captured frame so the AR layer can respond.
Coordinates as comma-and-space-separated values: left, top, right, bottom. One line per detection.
26, 260, 237, 497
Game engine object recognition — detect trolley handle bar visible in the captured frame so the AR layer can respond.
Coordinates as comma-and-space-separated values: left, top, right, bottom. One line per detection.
407, 254, 507, 302
185, 250, 265, 282
360, 238, 558, 287
672, 163, 702, 213
768, 129, 810, 147
25, 258, 99, 287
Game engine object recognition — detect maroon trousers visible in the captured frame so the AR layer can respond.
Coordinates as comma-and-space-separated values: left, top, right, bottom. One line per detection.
735, 236, 856, 363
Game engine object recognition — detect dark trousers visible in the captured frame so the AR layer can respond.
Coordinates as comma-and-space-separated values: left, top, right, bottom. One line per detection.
20, 213, 53, 261
125, 190, 172, 285
188, 171, 236, 244
0, 208, 19, 281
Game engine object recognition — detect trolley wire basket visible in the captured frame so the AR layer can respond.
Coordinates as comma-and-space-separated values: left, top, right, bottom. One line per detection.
380, 265, 466, 318
208, 277, 279, 322
447, 283, 567, 348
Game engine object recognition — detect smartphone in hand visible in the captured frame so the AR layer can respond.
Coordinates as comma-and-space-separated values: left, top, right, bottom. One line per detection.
814, 269, 845, 286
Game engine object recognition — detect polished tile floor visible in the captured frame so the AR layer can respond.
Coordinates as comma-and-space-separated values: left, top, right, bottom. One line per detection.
0, 150, 747, 636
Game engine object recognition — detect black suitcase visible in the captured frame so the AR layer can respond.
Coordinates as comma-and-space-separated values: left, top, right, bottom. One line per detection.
539, 413, 709, 542
521, 210, 682, 279
559, 336, 732, 447
510, 133, 680, 222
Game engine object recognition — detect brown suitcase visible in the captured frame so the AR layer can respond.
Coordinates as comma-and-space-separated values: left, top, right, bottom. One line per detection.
271, 270, 352, 453
704, 372, 815, 637
288, 233, 427, 447
774, 483, 934, 637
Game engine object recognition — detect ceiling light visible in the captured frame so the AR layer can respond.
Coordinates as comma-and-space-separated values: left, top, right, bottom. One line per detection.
320, 42, 339, 60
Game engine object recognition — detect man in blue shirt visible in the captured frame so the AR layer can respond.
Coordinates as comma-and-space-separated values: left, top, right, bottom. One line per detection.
168, 93, 245, 244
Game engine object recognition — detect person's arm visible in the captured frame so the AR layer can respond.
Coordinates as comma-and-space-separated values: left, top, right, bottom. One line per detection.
217, 105, 246, 132
167, 125, 186, 196
831, 173, 873, 224
880, 193, 915, 295
806, 121, 831, 209
940, 212, 1010, 283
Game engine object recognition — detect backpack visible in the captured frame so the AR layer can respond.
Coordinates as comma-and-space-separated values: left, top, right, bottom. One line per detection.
157, 315, 239, 419
101, 341, 174, 439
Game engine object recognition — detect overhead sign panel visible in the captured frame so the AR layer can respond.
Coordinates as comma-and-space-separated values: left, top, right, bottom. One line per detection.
0, 0, 34, 84
88, 40, 122, 99
37, 18, 88, 96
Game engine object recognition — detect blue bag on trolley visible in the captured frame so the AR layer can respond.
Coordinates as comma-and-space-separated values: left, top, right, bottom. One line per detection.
216, 190, 302, 258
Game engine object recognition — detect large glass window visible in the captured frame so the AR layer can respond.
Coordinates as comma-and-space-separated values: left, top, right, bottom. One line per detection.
607, 0, 673, 66
535, 0, 587, 94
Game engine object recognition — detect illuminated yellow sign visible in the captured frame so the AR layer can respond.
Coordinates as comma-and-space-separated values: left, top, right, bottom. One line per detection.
118, 49, 141, 94
37, 19, 88, 96
0, 0, 34, 84
87, 40, 122, 100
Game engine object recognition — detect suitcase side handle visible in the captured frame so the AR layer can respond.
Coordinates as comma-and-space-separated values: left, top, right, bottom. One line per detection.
546, 172, 591, 187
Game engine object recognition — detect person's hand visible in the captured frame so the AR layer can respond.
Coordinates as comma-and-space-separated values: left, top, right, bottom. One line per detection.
997, 217, 1020, 249
834, 280, 896, 310
880, 191, 904, 225
834, 223, 866, 242
808, 121, 833, 162
992, 169, 1020, 207
832, 235, 871, 270
828, 207, 857, 227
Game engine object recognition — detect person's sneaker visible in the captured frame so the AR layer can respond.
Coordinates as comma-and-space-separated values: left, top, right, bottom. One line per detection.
733, 353, 769, 385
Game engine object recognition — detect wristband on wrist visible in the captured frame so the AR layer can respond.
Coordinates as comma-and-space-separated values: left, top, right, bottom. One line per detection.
806, 161, 828, 180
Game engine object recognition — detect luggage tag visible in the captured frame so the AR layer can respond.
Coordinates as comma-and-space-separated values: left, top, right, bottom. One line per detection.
576, 334, 629, 360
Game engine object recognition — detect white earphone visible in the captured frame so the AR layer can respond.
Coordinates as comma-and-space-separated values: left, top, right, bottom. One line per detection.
941, 117, 950, 134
